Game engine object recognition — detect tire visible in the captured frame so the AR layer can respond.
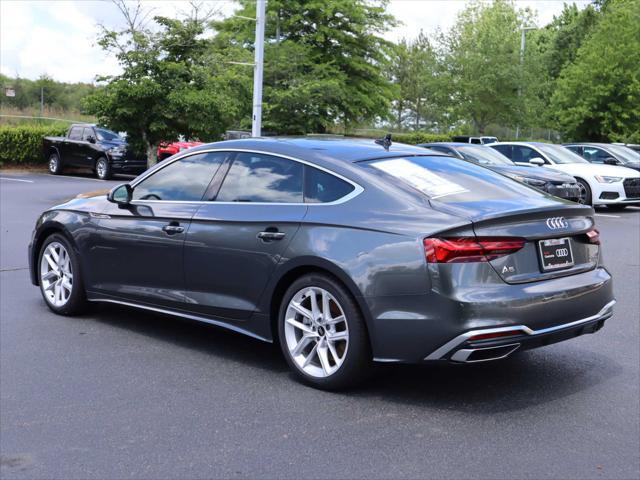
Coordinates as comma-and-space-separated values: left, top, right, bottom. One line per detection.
576, 178, 592, 205
277, 273, 371, 390
37, 233, 87, 315
95, 157, 112, 180
48, 152, 62, 175
606, 204, 627, 211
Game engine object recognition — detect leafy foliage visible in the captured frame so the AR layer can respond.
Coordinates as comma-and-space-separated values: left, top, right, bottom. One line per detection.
213, 0, 396, 133
0, 74, 95, 113
551, 0, 640, 142
0, 124, 67, 165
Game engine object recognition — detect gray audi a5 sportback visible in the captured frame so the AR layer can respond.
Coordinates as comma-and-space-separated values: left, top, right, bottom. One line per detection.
29, 138, 615, 389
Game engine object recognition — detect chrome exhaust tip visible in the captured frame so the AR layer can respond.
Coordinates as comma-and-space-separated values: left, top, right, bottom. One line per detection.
450, 343, 520, 363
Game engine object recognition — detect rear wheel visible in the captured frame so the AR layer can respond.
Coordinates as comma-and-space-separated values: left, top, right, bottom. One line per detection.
38, 233, 87, 315
278, 274, 371, 390
48, 152, 62, 175
95, 157, 111, 180
576, 178, 592, 205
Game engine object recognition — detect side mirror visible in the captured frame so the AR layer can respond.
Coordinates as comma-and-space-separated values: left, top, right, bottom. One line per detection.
530, 157, 545, 166
604, 157, 618, 165
87, 135, 96, 144
107, 183, 132, 205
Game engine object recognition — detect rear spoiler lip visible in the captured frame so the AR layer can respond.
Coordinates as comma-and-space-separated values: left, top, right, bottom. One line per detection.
428, 199, 594, 225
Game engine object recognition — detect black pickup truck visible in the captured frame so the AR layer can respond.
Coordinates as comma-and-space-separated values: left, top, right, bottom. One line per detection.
43, 124, 147, 180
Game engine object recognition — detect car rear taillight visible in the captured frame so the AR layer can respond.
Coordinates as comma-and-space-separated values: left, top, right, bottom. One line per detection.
586, 228, 600, 245
423, 237, 525, 263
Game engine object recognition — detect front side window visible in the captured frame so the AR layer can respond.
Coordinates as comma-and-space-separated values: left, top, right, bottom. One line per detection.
82, 128, 94, 141
304, 166, 354, 203
511, 146, 543, 164
457, 146, 513, 165
132, 152, 225, 201
491, 144, 512, 159
216, 153, 303, 203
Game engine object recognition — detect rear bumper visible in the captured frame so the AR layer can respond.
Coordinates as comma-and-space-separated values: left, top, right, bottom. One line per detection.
425, 299, 615, 362
367, 266, 614, 363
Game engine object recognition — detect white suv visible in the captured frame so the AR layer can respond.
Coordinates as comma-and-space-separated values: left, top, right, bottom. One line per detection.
490, 142, 640, 209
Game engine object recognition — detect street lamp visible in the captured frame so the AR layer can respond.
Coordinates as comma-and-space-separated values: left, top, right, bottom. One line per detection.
252, 0, 266, 137
516, 25, 537, 140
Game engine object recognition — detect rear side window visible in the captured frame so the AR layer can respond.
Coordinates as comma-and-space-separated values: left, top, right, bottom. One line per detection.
367, 156, 543, 203
132, 152, 225, 201
304, 166, 354, 203
216, 153, 303, 203
68, 127, 82, 140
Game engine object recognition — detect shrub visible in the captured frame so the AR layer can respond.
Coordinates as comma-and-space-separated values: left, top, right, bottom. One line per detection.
0, 124, 68, 165
349, 130, 455, 145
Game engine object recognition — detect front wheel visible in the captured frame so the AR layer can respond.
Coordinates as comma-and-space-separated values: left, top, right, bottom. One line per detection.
278, 274, 371, 390
38, 233, 87, 315
95, 157, 112, 180
576, 178, 592, 205
48, 152, 62, 175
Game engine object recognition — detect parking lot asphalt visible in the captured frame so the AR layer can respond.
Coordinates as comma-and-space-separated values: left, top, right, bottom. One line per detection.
1, 171, 639, 480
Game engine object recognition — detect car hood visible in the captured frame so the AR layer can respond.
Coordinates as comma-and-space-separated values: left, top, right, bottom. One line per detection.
490, 164, 575, 183
101, 139, 127, 149
548, 162, 640, 178
76, 189, 109, 199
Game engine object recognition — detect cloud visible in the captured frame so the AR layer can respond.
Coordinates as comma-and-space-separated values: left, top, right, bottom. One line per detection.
1, 0, 591, 83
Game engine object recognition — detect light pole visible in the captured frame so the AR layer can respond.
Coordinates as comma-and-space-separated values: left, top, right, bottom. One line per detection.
251, 0, 266, 137
516, 25, 536, 140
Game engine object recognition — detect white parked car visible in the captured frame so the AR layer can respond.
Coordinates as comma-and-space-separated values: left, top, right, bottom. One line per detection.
490, 142, 640, 209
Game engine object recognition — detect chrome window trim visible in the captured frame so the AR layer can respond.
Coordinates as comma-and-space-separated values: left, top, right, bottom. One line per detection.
424, 299, 616, 361
129, 148, 364, 207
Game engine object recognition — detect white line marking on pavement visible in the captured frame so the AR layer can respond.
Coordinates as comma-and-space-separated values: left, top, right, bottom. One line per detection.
595, 213, 621, 218
0, 177, 34, 183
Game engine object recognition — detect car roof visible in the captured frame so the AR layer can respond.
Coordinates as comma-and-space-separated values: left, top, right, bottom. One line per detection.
563, 142, 613, 147
188, 137, 441, 163
491, 141, 549, 147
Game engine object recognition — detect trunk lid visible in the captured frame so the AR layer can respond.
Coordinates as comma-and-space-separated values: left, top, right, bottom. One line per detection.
430, 200, 599, 284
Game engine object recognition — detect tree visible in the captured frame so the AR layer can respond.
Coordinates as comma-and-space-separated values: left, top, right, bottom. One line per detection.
551, 0, 640, 142
213, 0, 397, 133
84, 1, 246, 166
439, 0, 537, 133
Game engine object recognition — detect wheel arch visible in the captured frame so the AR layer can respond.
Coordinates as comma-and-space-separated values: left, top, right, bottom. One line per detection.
264, 257, 373, 346
31, 221, 79, 286
574, 176, 594, 205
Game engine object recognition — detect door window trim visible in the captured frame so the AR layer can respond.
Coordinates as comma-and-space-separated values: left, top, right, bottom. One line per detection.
129, 148, 364, 206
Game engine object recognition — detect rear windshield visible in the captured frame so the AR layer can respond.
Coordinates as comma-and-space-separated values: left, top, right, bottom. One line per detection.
367, 156, 544, 203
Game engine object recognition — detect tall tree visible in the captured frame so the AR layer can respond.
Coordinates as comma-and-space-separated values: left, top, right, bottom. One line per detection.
213, 0, 397, 133
439, 0, 537, 133
551, 0, 640, 142
84, 1, 246, 166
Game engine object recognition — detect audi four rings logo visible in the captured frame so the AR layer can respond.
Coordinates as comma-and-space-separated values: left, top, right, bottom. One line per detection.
556, 248, 569, 257
546, 217, 569, 229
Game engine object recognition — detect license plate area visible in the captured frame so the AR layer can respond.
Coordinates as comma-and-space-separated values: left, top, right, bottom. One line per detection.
538, 237, 574, 271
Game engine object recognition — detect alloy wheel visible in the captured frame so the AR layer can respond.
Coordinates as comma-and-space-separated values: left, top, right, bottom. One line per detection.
96, 159, 107, 179
284, 287, 349, 378
49, 155, 58, 173
40, 242, 73, 307
577, 181, 590, 205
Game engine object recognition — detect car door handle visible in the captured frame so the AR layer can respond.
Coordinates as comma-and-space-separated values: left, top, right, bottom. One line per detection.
162, 223, 184, 235
257, 231, 286, 241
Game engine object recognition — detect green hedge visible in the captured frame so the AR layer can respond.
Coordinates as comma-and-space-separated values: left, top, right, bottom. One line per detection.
350, 130, 454, 145
0, 124, 68, 165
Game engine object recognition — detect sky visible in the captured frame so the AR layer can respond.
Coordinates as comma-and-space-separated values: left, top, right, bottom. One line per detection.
0, 0, 591, 84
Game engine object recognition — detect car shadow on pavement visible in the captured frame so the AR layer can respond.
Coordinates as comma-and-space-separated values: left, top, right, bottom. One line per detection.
90, 302, 290, 374
355, 348, 623, 413
88, 303, 622, 414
